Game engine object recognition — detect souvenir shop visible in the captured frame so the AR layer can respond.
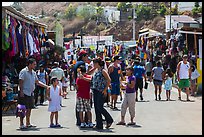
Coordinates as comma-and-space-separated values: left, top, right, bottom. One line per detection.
2, 6, 47, 105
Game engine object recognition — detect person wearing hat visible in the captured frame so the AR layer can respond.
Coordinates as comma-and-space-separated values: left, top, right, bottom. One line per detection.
108, 55, 122, 109
73, 49, 96, 126
176, 54, 191, 101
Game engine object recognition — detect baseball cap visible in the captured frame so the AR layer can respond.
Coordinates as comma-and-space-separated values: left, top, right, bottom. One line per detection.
78, 50, 87, 56
183, 54, 188, 59
105, 57, 111, 63
113, 55, 122, 61
53, 62, 59, 66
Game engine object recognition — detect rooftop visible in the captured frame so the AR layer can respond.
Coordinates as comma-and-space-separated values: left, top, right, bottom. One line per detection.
166, 15, 198, 24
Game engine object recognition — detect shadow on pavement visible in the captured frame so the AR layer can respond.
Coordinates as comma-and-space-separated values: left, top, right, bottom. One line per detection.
136, 100, 150, 102
126, 124, 142, 128
180, 100, 195, 102
16, 127, 41, 131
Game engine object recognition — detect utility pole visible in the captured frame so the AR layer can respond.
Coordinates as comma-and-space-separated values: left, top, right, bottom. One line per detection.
133, 7, 136, 41
169, 2, 172, 33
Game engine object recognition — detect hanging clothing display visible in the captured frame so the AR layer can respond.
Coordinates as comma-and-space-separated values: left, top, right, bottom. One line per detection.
2, 6, 47, 64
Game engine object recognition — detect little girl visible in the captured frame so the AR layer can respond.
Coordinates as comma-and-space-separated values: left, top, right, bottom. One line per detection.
164, 68, 173, 101
61, 77, 68, 99
46, 76, 63, 128
116, 66, 136, 126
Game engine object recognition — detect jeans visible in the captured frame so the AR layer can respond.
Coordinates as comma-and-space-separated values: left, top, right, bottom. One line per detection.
93, 89, 113, 129
34, 86, 45, 105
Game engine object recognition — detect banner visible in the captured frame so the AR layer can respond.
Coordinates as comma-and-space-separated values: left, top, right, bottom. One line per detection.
75, 35, 113, 47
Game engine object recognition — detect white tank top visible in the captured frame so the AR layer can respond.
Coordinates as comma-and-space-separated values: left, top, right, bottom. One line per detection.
179, 61, 190, 79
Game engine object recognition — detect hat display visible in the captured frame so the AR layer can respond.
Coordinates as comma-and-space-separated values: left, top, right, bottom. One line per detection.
113, 55, 122, 61
105, 57, 111, 62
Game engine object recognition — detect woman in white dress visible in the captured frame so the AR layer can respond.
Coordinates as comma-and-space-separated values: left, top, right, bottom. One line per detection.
46, 76, 63, 128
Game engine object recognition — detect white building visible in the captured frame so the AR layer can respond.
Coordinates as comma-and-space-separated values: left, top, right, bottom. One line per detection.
172, 2, 202, 12
103, 6, 120, 23
165, 15, 200, 32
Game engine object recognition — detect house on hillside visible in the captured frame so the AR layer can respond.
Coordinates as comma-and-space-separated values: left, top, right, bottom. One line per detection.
172, 2, 202, 12
165, 15, 201, 32
103, 6, 120, 23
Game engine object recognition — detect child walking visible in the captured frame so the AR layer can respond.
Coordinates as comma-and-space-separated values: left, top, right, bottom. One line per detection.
76, 65, 93, 128
61, 77, 68, 99
164, 68, 173, 101
46, 76, 63, 128
116, 66, 136, 126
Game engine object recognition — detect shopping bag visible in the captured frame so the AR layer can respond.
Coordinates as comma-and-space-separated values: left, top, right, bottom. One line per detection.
191, 69, 200, 80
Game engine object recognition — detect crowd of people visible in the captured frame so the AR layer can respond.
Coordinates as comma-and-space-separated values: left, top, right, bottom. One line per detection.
13, 46, 200, 130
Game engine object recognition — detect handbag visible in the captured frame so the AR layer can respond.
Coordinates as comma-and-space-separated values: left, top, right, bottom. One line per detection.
191, 69, 200, 80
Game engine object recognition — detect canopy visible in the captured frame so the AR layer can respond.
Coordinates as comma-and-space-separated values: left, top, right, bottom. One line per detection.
139, 28, 162, 38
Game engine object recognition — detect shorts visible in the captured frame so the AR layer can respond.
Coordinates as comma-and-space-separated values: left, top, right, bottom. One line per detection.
178, 79, 190, 89
135, 78, 143, 91
18, 94, 34, 109
76, 97, 91, 112
110, 83, 120, 95
153, 79, 163, 86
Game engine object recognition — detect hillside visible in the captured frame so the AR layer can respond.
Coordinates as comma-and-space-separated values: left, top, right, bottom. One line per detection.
21, 2, 165, 40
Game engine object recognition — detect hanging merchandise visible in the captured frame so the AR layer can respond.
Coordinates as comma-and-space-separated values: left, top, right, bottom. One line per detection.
8, 16, 18, 57
2, 13, 10, 51
15, 19, 24, 57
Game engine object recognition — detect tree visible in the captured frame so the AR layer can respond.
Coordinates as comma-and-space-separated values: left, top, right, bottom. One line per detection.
64, 4, 77, 20
117, 2, 133, 12
150, 2, 160, 18
171, 4, 178, 15
136, 4, 151, 21
192, 2, 201, 17
12, 2, 23, 12
96, 2, 101, 7
76, 5, 96, 22
194, 2, 200, 8
159, 3, 167, 17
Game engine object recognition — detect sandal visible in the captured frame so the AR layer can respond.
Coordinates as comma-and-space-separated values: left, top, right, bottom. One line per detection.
116, 121, 126, 125
27, 124, 37, 128
19, 125, 28, 129
127, 122, 136, 125
105, 122, 113, 129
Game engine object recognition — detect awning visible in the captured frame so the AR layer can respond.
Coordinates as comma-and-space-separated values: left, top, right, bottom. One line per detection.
139, 28, 162, 38
128, 45, 137, 48
179, 30, 202, 35
47, 39, 55, 46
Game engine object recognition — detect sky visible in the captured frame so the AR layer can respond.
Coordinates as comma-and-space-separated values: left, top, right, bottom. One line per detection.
2, 2, 14, 6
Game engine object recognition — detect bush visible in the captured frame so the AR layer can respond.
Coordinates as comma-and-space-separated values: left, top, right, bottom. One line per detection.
64, 4, 77, 20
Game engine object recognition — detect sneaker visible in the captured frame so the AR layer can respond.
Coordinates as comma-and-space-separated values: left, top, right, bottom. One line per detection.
80, 122, 86, 128
55, 123, 61, 127
19, 125, 27, 129
50, 123, 56, 128
87, 122, 93, 128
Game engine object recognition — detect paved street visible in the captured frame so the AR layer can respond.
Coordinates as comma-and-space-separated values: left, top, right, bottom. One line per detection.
2, 82, 202, 135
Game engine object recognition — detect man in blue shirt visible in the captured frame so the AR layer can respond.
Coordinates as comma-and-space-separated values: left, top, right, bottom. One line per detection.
133, 58, 147, 101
